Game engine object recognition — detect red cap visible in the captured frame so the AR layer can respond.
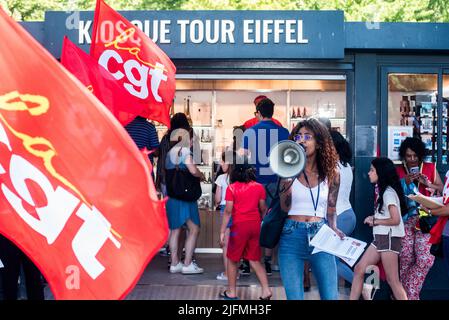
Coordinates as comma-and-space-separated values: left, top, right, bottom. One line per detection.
253, 95, 267, 106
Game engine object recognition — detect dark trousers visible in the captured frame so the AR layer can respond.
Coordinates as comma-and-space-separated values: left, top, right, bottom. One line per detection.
444, 235, 449, 279
0, 235, 44, 300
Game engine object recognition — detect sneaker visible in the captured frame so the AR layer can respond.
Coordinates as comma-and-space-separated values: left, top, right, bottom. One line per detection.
264, 261, 272, 276
216, 272, 228, 281
182, 262, 204, 274
239, 260, 251, 276
240, 262, 251, 276
159, 246, 170, 257
169, 262, 183, 273
216, 272, 239, 281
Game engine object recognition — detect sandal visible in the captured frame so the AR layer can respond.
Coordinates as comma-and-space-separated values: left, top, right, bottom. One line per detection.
259, 295, 272, 300
219, 290, 239, 300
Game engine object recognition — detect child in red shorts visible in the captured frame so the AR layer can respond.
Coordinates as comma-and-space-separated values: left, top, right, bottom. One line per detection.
219, 160, 272, 300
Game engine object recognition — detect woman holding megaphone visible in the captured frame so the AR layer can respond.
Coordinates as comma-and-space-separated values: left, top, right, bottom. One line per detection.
278, 118, 343, 300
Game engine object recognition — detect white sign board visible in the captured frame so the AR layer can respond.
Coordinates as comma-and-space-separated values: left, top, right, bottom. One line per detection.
388, 126, 413, 160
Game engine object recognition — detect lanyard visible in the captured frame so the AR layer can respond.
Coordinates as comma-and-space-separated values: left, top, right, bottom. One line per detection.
303, 172, 320, 216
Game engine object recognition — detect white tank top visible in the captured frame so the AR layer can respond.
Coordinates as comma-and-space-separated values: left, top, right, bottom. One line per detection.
288, 178, 329, 218
336, 162, 353, 215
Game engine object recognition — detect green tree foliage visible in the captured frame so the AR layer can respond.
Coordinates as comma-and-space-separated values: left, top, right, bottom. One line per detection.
1, 0, 448, 22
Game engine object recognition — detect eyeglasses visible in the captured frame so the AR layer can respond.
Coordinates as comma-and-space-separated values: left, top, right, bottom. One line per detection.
294, 133, 313, 142
254, 111, 259, 116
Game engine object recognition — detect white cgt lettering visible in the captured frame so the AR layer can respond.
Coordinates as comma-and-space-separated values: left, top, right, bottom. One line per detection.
0, 122, 10, 174
123, 59, 149, 99
0, 121, 121, 279
98, 49, 167, 101
1, 155, 80, 245
72, 204, 121, 280
98, 50, 124, 80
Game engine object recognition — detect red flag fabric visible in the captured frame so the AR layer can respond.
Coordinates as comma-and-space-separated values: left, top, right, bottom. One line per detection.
61, 36, 143, 126
0, 8, 168, 299
90, 0, 176, 127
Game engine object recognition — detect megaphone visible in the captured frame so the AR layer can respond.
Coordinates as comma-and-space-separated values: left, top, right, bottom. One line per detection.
269, 140, 306, 178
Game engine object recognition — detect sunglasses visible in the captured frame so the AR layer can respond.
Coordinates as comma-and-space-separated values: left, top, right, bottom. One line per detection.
294, 133, 313, 142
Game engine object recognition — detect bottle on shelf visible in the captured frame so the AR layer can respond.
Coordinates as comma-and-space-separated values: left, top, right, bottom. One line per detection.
200, 130, 204, 142
292, 108, 296, 119
185, 95, 192, 125
297, 107, 302, 118
410, 99, 416, 116
302, 107, 307, 118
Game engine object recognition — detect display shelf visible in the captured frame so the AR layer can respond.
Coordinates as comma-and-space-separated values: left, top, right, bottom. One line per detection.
290, 117, 347, 122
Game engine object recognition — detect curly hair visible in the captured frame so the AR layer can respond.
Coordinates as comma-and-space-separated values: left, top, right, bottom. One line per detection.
398, 137, 427, 163
290, 118, 339, 183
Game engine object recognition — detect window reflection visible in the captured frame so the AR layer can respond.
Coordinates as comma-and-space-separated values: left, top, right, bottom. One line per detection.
443, 74, 449, 164
388, 74, 438, 162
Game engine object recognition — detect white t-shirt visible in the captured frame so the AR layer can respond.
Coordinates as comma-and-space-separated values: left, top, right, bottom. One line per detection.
215, 173, 230, 206
336, 162, 353, 215
373, 187, 405, 237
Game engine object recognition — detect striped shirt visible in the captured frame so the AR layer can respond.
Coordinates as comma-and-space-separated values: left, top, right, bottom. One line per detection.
124, 116, 159, 161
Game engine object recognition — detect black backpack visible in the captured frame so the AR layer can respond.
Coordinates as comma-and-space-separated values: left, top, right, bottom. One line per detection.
166, 149, 202, 202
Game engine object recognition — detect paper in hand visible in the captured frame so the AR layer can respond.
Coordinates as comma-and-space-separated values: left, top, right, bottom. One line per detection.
407, 193, 443, 209
310, 224, 367, 267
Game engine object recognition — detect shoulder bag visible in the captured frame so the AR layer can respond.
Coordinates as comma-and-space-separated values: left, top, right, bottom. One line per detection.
166, 148, 202, 202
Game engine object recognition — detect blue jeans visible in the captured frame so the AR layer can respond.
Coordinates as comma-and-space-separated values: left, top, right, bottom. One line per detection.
336, 208, 356, 283
278, 219, 338, 300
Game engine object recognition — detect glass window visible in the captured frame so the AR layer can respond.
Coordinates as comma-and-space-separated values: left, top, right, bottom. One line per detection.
443, 74, 449, 164
290, 80, 346, 135
159, 77, 346, 210
387, 73, 438, 163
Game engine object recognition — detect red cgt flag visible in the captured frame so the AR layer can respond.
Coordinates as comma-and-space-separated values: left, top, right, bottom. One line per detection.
90, 0, 176, 127
0, 8, 168, 299
61, 36, 144, 126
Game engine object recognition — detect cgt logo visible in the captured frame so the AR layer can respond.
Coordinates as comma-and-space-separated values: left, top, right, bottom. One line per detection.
0, 91, 121, 280
98, 28, 168, 101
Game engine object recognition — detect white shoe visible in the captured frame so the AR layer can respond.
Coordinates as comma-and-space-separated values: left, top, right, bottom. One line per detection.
216, 272, 228, 281
169, 262, 183, 273
216, 272, 239, 280
182, 262, 204, 274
